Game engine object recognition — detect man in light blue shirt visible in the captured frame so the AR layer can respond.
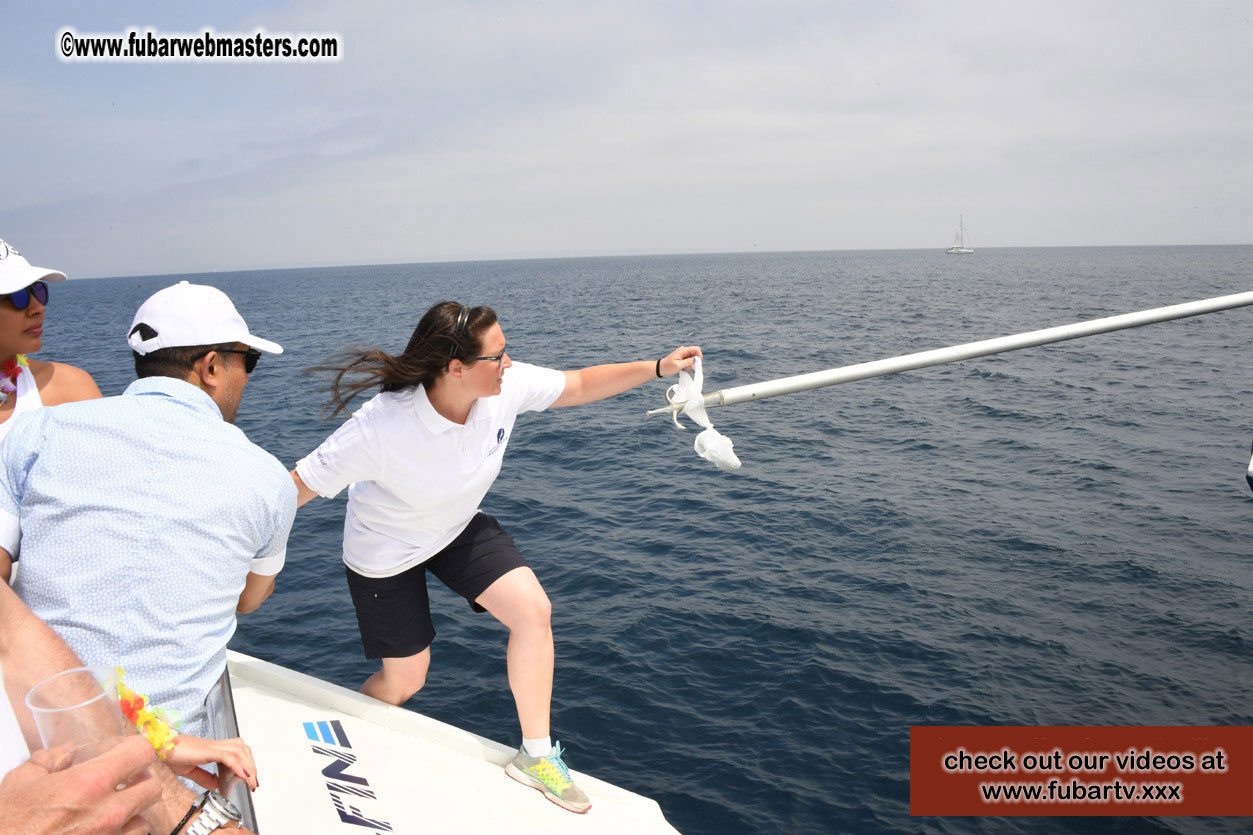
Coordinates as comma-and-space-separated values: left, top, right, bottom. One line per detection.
0, 281, 296, 739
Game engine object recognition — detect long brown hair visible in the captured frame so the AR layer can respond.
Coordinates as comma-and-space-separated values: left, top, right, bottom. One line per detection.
312, 301, 498, 418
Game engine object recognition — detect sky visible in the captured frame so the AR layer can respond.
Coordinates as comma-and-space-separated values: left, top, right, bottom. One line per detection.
1, 0, 1250, 278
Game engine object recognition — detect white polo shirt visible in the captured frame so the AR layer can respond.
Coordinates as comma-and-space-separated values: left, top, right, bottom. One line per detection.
296, 361, 566, 577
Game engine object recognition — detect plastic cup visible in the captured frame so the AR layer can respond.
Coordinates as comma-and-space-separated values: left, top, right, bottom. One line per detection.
24, 666, 127, 765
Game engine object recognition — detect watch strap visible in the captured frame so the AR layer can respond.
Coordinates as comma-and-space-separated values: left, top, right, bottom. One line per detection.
170, 790, 210, 835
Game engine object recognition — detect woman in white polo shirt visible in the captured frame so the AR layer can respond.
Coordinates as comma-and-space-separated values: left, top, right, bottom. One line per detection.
293, 301, 698, 814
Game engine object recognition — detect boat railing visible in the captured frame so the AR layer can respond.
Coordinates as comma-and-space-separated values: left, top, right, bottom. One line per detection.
206, 664, 260, 832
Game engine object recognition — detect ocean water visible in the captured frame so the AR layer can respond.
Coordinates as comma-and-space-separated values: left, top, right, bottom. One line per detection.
44, 247, 1252, 834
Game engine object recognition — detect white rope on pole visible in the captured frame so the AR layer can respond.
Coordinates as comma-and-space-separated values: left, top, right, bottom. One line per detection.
646, 290, 1253, 418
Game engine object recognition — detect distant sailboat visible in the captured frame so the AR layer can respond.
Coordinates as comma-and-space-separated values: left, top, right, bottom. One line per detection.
946, 216, 974, 254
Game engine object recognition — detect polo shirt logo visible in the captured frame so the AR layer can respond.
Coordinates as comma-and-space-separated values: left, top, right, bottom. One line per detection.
486, 427, 507, 456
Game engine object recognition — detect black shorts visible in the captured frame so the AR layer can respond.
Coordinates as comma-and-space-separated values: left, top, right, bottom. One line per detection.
344, 513, 528, 659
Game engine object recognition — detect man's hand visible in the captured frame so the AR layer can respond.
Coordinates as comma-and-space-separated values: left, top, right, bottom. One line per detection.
0, 735, 161, 835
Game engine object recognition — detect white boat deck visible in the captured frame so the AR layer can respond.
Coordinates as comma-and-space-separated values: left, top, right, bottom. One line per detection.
226, 651, 680, 834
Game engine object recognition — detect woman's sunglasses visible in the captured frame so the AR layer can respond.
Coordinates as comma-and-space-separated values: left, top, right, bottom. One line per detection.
6, 281, 48, 310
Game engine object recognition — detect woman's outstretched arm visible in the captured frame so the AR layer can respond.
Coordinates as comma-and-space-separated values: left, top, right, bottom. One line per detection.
551, 345, 702, 409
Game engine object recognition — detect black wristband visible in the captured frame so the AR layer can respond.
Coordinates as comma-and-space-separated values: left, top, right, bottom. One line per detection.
171, 790, 210, 835
655, 358, 662, 378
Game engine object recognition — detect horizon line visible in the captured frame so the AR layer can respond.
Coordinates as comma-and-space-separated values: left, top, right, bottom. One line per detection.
69, 242, 1253, 283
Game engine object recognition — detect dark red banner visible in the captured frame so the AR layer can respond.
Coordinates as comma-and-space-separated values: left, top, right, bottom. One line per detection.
911, 726, 1252, 816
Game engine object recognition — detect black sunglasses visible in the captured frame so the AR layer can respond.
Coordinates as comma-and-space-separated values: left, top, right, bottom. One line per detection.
219, 348, 262, 374
195, 347, 262, 374
6, 281, 48, 310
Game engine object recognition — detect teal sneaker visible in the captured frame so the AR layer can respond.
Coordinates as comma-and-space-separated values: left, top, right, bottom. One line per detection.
504, 741, 592, 814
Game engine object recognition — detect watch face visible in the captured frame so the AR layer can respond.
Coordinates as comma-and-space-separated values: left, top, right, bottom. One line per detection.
217, 795, 243, 819
207, 791, 243, 821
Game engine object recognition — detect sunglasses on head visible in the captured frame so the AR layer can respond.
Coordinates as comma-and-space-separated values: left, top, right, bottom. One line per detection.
195, 347, 262, 374
449, 304, 470, 359
6, 281, 48, 310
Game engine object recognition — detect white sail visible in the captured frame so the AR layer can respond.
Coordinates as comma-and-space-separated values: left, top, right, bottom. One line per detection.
946, 215, 974, 254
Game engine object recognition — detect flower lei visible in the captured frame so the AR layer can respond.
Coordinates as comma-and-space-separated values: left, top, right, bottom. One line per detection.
0, 354, 28, 404
115, 668, 181, 759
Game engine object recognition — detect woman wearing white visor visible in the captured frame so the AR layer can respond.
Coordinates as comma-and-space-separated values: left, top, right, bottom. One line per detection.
0, 238, 101, 443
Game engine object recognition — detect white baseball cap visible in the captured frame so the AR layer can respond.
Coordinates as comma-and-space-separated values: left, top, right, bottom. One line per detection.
0, 238, 68, 294
127, 281, 283, 356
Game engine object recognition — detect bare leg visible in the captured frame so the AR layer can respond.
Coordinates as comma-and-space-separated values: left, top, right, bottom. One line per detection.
475, 567, 553, 739
360, 648, 432, 705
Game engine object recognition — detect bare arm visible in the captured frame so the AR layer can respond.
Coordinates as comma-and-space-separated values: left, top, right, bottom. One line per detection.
0, 585, 166, 832
0, 581, 85, 751
551, 345, 702, 409
290, 470, 319, 508
139, 756, 256, 834
0, 551, 10, 585
236, 572, 276, 614
27, 361, 103, 407
0, 578, 253, 834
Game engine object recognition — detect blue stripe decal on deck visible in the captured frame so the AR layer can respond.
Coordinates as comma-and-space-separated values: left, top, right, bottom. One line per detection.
318, 721, 334, 744
303, 722, 318, 742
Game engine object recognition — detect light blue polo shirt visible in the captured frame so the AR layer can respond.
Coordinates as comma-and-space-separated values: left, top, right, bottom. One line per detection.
0, 376, 296, 738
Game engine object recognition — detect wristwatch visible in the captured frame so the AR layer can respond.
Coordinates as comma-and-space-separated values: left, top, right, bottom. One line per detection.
184, 791, 243, 835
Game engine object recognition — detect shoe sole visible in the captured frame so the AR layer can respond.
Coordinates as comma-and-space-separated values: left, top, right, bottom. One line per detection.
505, 762, 592, 814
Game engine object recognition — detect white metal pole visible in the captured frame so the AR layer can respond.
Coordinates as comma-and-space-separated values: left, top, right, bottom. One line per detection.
646, 290, 1253, 417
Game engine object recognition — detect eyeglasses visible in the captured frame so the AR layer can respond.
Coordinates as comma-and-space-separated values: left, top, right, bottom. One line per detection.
5, 281, 48, 311
467, 348, 506, 365
195, 347, 262, 374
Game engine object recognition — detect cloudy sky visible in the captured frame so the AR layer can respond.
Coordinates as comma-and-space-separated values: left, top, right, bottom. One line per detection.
2, 1, 1249, 278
